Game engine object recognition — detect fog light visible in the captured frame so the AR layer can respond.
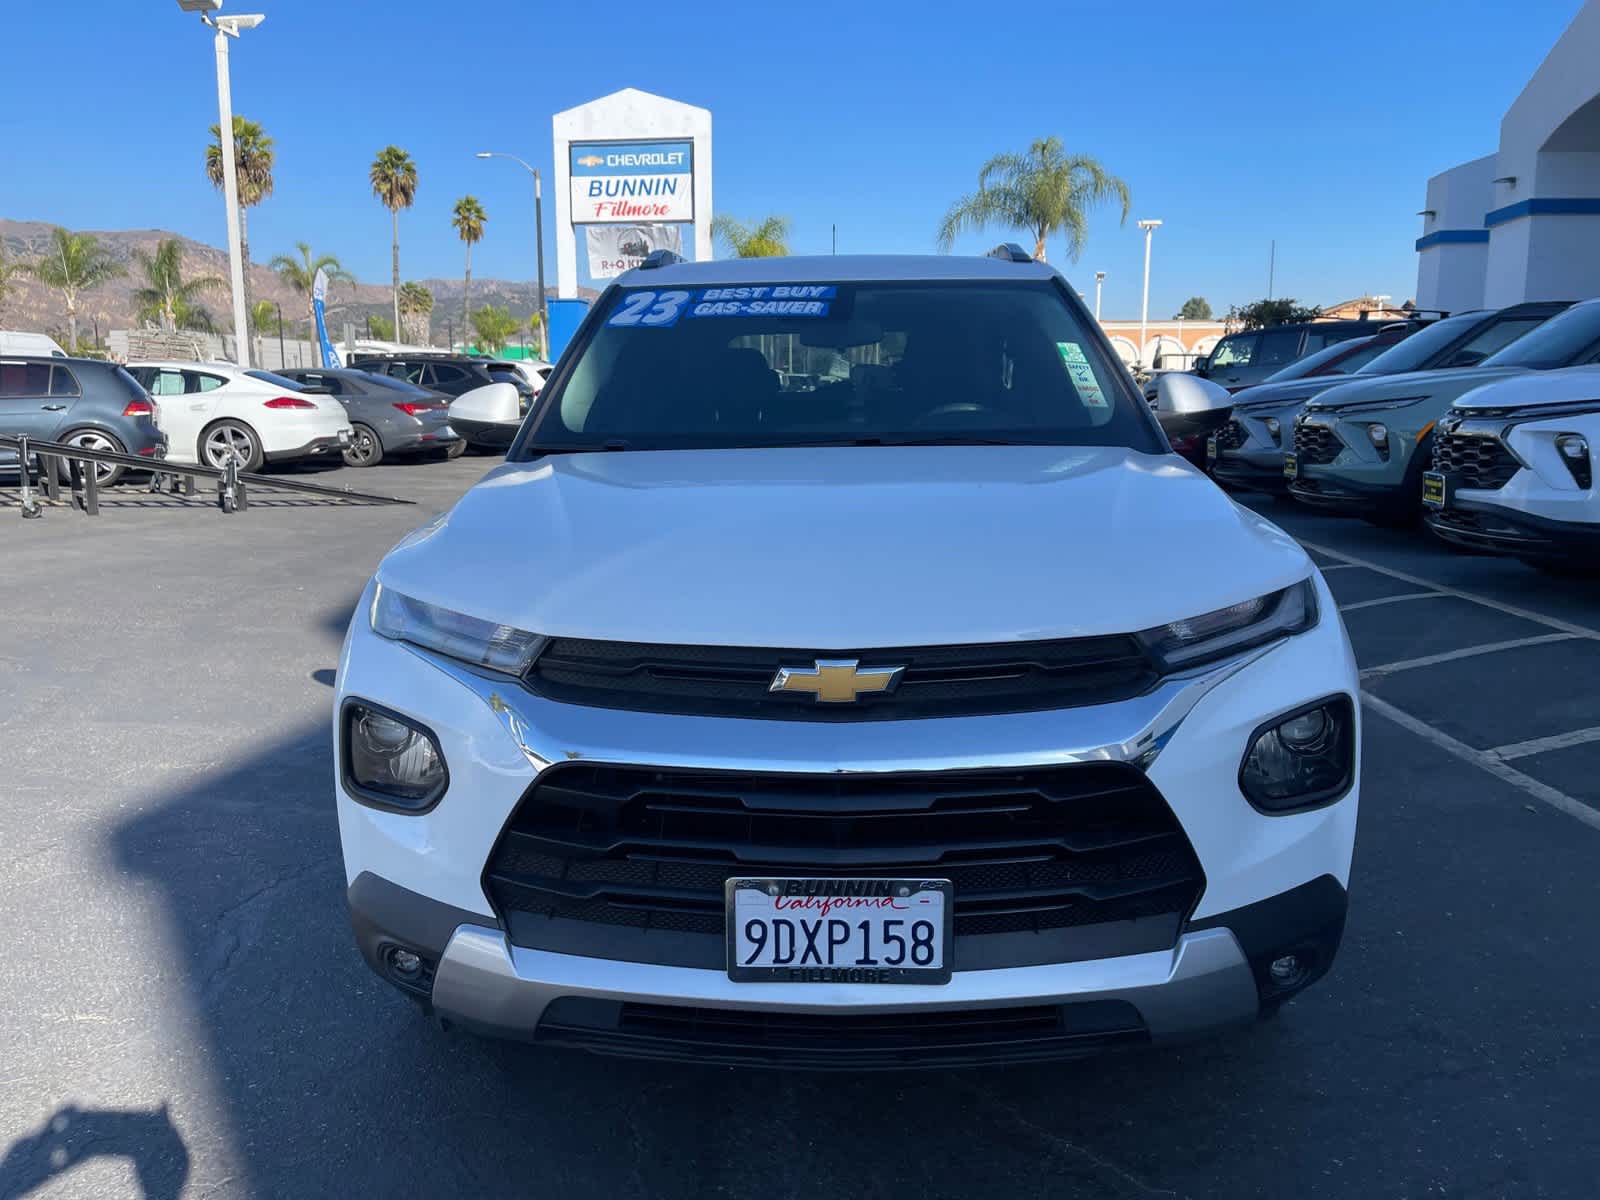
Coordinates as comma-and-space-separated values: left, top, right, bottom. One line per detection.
1240, 697, 1355, 812
1264, 417, 1281, 444
1555, 434, 1592, 489
343, 701, 447, 810
389, 948, 422, 977
1269, 954, 1304, 985
1366, 423, 1389, 458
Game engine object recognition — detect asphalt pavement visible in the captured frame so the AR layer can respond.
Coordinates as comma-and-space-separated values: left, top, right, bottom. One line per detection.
2, 461, 1599, 1199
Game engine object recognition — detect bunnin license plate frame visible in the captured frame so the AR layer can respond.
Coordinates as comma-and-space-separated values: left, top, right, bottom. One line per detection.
725, 877, 955, 985
1283, 451, 1299, 479
1206, 433, 1219, 463
1422, 469, 1451, 510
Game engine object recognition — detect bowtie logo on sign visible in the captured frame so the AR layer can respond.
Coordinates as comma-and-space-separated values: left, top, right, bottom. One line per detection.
569, 140, 694, 224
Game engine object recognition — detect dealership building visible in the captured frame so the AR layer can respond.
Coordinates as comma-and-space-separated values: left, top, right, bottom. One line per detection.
1416, 0, 1600, 311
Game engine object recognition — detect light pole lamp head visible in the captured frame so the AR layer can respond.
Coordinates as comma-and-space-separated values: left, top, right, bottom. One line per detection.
1095, 271, 1106, 283
475, 152, 493, 159
1137, 219, 1163, 233
176, 0, 223, 10
215, 12, 264, 33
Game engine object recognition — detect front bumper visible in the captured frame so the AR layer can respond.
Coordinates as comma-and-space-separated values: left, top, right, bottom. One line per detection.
335, 571, 1359, 1065
1427, 498, 1600, 560
350, 871, 1346, 1067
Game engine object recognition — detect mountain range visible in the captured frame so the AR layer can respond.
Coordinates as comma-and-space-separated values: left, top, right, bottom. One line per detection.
0, 218, 576, 346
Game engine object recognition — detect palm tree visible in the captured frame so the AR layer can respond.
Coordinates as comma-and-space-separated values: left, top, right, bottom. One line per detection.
370, 146, 418, 339
936, 136, 1131, 263
205, 116, 275, 344
27, 228, 123, 350
398, 281, 434, 343
269, 242, 352, 331
470, 305, 518, 353
711, 214, 791, 258
131, 237, 224, 332
450, 195, 488, 338
250, 299, 280, 363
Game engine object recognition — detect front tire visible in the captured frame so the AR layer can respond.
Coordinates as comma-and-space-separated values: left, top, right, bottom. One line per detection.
343, 423, 384, 468
61, 428, 127, 486
199, 420, 263, 473
444, 438, 468, 460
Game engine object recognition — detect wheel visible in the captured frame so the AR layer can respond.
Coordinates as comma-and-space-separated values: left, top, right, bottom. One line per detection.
199, 420, 263, 473
444, 438, 468, 460
61, 428, 127, 487
342, 423, 384, 468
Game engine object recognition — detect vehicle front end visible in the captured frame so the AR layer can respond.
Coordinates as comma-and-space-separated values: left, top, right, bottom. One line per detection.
1286, 367, 1524, 520
1424, 367, 1600, 563
1209, 381, 1345, 492
333, 257, 1360, 1069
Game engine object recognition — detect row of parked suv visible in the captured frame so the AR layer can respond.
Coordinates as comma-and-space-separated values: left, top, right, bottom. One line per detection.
1202, 298, 1600, 568
0, 351, 550, 485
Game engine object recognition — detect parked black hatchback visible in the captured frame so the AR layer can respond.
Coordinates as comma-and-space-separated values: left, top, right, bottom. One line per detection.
344, 352, 535, 409
1198, 318, 1423, 392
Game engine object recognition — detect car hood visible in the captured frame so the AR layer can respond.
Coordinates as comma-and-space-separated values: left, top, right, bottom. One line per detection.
1454, 363, 1600, 411
1306, 366, 1531, 414
1232, 375, 1360, 414
375, 446, 1312, 647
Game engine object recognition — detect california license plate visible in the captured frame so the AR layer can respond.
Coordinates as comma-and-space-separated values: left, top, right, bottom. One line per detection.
1422, 470, 1449, 510
1283, 451, 1298, 479
726, 878, 953, 984
1206, 434, 1219, 464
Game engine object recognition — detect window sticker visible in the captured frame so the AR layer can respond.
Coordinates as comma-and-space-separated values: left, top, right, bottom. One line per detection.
1057, 341, 1108, 408
607, 290, 693, 327
687, 285, 836, 319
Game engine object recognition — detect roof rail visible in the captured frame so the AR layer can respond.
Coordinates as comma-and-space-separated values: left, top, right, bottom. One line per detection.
987, 243, 1035, 264
638, 249, 685, 270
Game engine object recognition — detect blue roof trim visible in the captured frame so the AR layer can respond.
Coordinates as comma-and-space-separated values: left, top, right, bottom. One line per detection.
1415, 228, 1490, 251
1484, 197, 1600, 227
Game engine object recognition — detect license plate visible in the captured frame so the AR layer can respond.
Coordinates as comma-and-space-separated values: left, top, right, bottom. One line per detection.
1283, 452, 1298, 479
726, 878, 953, 984
1206, 434, 1219, 464
1422, 470, 1450, 510
339, 431, 352, 446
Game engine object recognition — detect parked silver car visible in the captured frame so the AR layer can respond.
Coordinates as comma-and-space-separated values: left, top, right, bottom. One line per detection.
278, 368, 463, 466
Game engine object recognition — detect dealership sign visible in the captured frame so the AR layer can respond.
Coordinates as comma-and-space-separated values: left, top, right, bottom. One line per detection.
585, 223, 683, 278
569, 140, 693, 224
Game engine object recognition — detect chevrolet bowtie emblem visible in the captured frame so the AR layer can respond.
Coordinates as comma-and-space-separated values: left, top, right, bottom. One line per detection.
770, 658, 905, 703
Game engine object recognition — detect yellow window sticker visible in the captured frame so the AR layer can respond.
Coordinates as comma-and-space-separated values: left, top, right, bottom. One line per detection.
1057, 342, 1108, 408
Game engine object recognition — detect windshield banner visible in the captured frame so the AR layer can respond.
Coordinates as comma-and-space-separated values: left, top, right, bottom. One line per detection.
585, 224, 684, 279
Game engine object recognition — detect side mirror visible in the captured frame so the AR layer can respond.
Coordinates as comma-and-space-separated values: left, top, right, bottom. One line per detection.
1193, 355, 1210, 375
1154, 372, 1233, 441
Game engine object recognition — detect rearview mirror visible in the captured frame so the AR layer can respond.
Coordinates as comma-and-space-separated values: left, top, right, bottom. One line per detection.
1154, 372, 1233, 441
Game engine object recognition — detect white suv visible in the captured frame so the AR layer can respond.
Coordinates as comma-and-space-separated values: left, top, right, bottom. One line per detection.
334, 252, 1360, 1068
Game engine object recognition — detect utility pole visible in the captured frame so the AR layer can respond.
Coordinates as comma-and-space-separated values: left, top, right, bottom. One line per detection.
275, 301, 285, 368
1268, 240, 1276, 301
1137, 220, 1163, 371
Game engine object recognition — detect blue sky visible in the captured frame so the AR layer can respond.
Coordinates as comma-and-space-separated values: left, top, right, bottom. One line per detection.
0, 0, 1582, 317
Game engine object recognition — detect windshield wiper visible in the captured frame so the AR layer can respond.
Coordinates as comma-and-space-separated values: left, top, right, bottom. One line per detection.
527, 439, 633, 455
845, 435, 1046, 447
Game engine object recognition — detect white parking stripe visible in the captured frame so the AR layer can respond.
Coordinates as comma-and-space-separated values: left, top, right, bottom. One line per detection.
1338, 591, 1441, 613
1488, 725, 1600, 761
1299, 539, 1600, 640
1316, 563, 1361, 572
1363, 692, 1600, 834
1360, 632, 1579, 678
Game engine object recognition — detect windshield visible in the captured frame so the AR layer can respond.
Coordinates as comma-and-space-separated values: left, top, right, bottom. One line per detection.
245, 368, 310, 390
1263, 336, 1375, 383
521, 280, 1160, 453
1356, 312, 1484, 375
1483, 303, 1600, 370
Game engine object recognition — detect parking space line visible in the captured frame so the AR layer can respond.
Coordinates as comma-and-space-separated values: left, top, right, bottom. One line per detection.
1360, 632, 1579, 679
1316, 563, 1361, 572
1487, 725, 1600, 761
1362, 692, 1600, 833
1338, 591, 1440, 613
1300, 539, 1600, 640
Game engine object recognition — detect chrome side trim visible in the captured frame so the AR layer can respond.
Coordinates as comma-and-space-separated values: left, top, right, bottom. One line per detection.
429, 925, 1260, 1040
413, 639, 1278, 778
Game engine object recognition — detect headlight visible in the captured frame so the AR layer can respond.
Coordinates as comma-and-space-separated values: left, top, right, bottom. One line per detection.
1240, 696, 1356, 812
1329, 394, 1429, 416
1137, 579, 1318, 671
370, 582, 546, 674
342, 700, 447, 811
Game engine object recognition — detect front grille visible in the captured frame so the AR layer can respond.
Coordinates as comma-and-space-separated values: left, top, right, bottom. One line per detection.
526, 635, 1160, 721
485, 762, 1205, 970
1214, 419, 1247, 451
1432, 429, 1521, 491
1294, 421, 1342, 464
535, 996, 1148, 1068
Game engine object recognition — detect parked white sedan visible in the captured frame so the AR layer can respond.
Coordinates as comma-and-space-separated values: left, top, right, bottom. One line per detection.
127, 361, 353, 471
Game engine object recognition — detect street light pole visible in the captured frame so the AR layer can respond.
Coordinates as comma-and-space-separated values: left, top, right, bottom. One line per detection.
1094, 271, 1106, 322
1137, 220, 1162, 370
181, 6, 265, 368
477, 151, 549, 359
275, 301, 285, 368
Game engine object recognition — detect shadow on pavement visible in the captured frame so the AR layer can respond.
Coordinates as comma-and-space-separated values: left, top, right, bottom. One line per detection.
0, 1104, 189, 1199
